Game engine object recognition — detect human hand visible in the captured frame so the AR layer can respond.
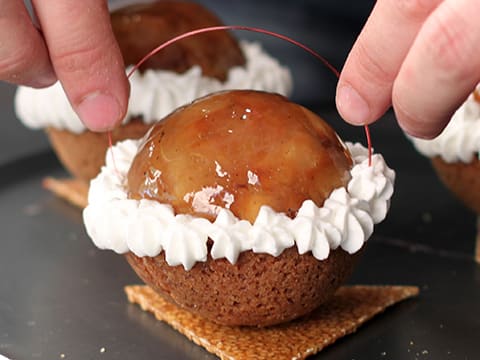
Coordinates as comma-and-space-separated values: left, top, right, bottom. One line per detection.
335, 0, 480, 139
1, 0, 129, 131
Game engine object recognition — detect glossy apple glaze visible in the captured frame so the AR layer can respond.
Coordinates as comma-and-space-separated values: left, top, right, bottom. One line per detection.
127, 90, 352, 223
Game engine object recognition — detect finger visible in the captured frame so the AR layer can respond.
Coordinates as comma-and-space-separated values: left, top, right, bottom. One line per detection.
32, 0, 129, 131
0, 0, 56, 87
393, 0, 480, 138
336, 0, 442, 125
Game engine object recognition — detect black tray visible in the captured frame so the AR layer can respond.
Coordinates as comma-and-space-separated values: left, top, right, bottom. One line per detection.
1, 107, 479, 360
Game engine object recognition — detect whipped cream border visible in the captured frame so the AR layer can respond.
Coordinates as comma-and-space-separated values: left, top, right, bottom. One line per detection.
15, 41, 293, 134
408, 84, 480, 163
83, 139, 395, 270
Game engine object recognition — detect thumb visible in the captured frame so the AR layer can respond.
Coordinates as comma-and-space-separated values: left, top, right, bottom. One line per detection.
32, 0, 129, 132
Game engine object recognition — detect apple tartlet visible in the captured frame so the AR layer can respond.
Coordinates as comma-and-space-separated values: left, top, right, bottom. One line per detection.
84, 90, 395, 326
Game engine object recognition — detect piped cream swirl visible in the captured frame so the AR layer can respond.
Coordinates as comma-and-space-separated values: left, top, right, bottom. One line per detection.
409, 84, 480, 163
83, 139, 395, 270
15, 41, 293, 133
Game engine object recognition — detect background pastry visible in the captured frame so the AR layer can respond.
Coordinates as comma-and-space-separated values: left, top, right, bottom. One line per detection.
408, 85, 480, 261
15, 1, 292, 182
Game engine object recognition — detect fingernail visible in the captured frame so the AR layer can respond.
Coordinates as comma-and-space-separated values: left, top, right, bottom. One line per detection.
25, 69, 57, 88
336, 84, 371, 125
76, 92, 122, 132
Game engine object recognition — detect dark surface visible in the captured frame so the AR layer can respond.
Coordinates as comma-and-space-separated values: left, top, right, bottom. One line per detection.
1, 0, 479, 359
0, 107, 479, 360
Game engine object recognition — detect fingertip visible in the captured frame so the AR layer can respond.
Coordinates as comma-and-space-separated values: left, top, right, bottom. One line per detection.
391, 0, 480, 141
32, 0, 130, 132
336, 82, 372, 126
76, 92, 125, 132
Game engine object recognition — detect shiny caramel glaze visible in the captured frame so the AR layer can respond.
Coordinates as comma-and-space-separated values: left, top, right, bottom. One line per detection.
128, 90, 352, 223
111, 0, 246, 80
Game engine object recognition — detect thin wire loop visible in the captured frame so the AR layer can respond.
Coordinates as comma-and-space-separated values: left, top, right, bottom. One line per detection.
123, 25, 373, 165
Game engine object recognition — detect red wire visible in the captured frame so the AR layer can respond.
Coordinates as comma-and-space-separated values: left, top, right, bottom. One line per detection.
364, 125, 372, 167
107, 130, 120, 176
124, 25, 372, 166
127, 25, 340, 79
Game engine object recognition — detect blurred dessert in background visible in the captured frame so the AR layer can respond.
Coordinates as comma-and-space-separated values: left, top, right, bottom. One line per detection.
408, 85, 480, 262
14, 1, 292, 182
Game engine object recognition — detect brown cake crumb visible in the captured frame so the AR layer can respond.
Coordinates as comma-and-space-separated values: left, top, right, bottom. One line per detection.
126, 247, 359, 327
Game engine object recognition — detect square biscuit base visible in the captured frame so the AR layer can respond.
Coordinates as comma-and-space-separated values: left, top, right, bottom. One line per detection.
125, 285, 419, 360
42, 177, 89, 209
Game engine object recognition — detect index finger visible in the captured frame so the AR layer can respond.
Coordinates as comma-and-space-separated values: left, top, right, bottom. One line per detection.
336, 0, 442, 126
32, 0, 129, 131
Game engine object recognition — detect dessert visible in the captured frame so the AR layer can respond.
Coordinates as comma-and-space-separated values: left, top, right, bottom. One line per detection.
83, 90, 395, 326
14, 1, 292, 182
409, 85, 480, 261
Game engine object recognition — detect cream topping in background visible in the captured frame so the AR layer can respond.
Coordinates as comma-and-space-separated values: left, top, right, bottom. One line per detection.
83, 140, 395, 270
409, 84, 480, 163
14, 41, 293, 133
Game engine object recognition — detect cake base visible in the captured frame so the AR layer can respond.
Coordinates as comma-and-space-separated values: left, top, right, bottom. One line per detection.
430, 156, 480, 214
431, 157, 480, 263
126, 247, 359, 327
125, 284, 419, 360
